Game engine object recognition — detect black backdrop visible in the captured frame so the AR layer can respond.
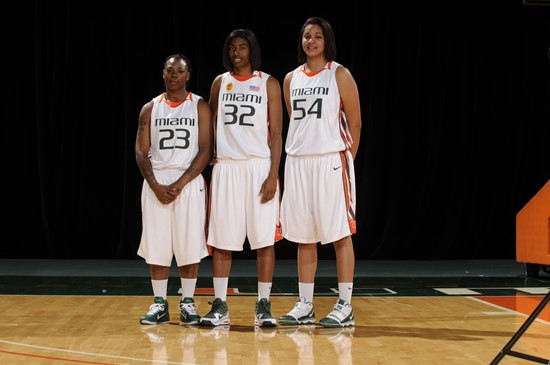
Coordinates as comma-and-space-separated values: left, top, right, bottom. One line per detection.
4, 1, 549, 260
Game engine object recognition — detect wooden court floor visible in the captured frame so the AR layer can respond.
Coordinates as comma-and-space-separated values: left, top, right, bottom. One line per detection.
0, 295, 549, 365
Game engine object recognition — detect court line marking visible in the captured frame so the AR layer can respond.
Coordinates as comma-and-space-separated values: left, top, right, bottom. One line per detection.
434, 288, 482, 295
330, 287, 397, 295
514, 287, 550, 295
468, 297, 550, 326
0, 339, 198, 365
466, 287, 550, 290
0, 349, 115, 365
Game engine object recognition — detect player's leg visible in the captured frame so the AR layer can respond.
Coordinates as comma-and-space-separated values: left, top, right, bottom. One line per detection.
178, 263, 201, 325
203, 161, 247, 326
279, 155, 318, 325
255, 245, 277, 327
172, 175, 209, 325
138, 175, 176, 325
318, 151, 356, 328
318, 236, 356, 327
140, 265, 171, 325
248, 158, 279, 327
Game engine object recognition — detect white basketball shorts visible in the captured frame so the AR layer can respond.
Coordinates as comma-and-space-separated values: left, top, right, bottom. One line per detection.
208, 158, 282, 251
138, 171, 209, 267
281, 151, 356, 244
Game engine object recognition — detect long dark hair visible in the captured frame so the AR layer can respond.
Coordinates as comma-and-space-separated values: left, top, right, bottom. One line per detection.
297, 17, 337, 64
222, 29, 262, 72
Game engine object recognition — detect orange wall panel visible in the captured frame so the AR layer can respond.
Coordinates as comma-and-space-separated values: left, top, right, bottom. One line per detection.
516, 180, 550, 265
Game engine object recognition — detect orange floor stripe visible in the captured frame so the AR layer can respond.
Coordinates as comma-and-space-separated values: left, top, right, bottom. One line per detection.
477, 295, 550, 322
194, 288, 238, 295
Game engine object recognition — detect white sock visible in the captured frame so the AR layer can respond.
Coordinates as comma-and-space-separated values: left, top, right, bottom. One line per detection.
338, 282, 353, 303
151, 279, 168, 299
258, 282, 272, 301
213, 277, 228, 301
298, 282, 314, 303
180, 278, 197, 299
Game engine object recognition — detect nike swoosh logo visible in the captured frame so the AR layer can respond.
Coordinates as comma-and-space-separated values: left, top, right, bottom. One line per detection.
157, 313, 166, 319
333, 166, 342, 170
200, 188, 205, 192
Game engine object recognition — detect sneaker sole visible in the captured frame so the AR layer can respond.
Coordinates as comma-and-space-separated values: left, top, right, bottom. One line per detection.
319, 320, 355, 328
199, 318, 230, 326
140, 320, 170, 325
179, 320, 200, 326
279, 318, 315, 325
255, 318, 277, 327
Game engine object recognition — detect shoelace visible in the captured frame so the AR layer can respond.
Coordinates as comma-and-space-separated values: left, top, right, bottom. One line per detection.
256, 299, 270, 314
146, 303, 165, 315
180, 302, 198, 315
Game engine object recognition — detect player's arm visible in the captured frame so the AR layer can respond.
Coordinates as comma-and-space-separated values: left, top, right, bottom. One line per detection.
208, 75, 222, 164
135, 101, 171, 204
336, 66, 361, 160
260, 75, 283, 204
169, 99, 213, 195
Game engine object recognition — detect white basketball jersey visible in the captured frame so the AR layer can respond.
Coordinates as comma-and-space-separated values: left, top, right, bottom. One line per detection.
285, 61, 353, 156
149, 92, 201, 171
216, 71, 271, 160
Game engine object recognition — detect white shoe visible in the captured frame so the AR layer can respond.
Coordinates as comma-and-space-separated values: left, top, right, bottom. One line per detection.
279, 297, 315, 325
319, 299, 355, 327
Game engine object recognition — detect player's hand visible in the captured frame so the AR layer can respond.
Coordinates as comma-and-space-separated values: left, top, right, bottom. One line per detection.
151, 184, 175, 204
259, 175, 277, 204
209, 154, 218, 165
166, 185, 182, 199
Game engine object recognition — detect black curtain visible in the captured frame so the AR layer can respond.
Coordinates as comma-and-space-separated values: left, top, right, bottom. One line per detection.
4, 1, 549, 260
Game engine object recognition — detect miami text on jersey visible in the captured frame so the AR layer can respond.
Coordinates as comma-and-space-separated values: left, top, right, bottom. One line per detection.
154, 117, 196, 127
222, 93, 262, 104
291, 86, 329, 96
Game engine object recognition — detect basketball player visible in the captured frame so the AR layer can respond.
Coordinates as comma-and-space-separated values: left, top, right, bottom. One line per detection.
200, 29, 283, 327
136, 54, 212, 326
279, 17, 362, 328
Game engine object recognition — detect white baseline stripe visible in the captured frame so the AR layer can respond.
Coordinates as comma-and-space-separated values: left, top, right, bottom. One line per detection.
468, 297, 550, 326
434, 288, 481, 295
514, 288, 550, 295
330, 287, 397, 294
467, 287, 550, 290
0, 339, 198, 365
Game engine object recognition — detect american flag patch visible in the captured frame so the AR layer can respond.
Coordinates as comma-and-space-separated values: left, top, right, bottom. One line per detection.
249, 85, 260, 92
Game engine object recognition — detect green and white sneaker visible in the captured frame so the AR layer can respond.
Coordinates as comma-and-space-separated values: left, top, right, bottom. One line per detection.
319, 299, 355, 328
199, 298, 230, 326
254, 298, 277, 327
140, 297, 170, 325
279, 297, 315, 325
179, 297, 200, 325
